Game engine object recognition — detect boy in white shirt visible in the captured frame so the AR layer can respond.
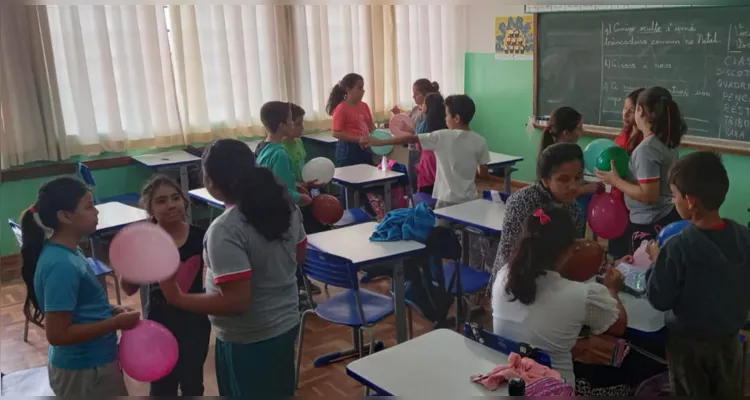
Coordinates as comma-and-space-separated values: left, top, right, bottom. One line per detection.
361, 94, 490, 208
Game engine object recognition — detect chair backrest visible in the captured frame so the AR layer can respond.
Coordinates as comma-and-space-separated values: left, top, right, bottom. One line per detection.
8, 219, 23, 247
463, 323, 552, 367
77, 162, 96, 187
302, 246, 360, 290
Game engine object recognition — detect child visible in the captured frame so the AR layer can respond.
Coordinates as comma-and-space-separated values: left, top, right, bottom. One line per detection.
159, 139, 305, 397
20, 177, 139, 396
361, 94, 490, 209
615, 88, 645, 155
412, 92, 447, 195
646, 151, 750, 396
256, 101, 313, 207
119, 175, 210, 396
492, 204, 627, 393
596, 86, 686, 255
327, 73, 376, 167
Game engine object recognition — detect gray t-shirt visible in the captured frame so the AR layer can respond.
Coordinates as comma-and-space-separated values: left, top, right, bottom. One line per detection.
204, 205, 305, 344
624, 135, 678, 224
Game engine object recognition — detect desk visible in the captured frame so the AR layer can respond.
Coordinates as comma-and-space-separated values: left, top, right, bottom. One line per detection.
189, 188, 225, 209
246, 140, 262, 152
95, 202, 149, 233
132, 150, 201, 217
347, 329, 510, 396
301, 131, 338, 146
332, 164, 404, 212
307, 222, 424, 344
487, 152, 523, 194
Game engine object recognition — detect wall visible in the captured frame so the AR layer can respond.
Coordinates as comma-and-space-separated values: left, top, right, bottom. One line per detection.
465, 5, 750, 225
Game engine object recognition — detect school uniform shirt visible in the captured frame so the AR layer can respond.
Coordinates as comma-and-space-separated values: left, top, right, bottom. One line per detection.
492, 267, 620, 384
204, 205, 305, 344
283, 138, 307, 182
256, 142, 302, 204
332, 101, 373, 138
34, 243, 117, 370
624, 135, 678, 225
417, 129, 490, 204
407, 106, 425, 125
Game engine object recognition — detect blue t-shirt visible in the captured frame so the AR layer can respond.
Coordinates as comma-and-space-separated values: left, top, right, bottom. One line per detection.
34, 243, 117, 369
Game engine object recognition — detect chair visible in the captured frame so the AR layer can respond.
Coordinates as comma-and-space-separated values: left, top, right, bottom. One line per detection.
412, 192, 437, 208
295, 247, 392, 390
76, 162, 140, 206
333, 207, 375, 228
464, 322, 552, 367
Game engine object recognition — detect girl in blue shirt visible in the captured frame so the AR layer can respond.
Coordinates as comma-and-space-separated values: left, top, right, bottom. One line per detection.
20, 177, 139, 396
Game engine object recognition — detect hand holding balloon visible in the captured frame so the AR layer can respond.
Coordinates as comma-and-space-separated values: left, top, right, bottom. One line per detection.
595, 160, 622, 186
158, 274, 183, 306
113, 311, 141, 331
647, 240, 660, 262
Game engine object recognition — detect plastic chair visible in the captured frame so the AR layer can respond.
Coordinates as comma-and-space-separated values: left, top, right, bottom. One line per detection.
333, 207, 375, 228
76, 162, 140, 206
412, 192, 437, 208
464, 322, 552, 367
295, 247, 392, 392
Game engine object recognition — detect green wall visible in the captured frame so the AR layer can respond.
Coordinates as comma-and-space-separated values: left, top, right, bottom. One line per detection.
465, 52, 750, 225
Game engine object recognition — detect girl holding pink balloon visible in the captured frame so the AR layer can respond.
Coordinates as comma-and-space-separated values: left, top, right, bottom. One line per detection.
159, 139, 306, 397
119, 175, 210, 396
20, 177, 139, 396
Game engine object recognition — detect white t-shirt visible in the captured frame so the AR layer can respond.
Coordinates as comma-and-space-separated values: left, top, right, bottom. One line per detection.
418, 129, 490, 204
491, 267, 620, 384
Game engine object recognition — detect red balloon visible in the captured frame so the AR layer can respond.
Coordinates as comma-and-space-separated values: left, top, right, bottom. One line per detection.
587, 193, 628, 240
560, 239, 605, 282
311, 194, 344, 225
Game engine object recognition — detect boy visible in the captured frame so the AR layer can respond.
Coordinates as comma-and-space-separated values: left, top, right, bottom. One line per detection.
361, 94, 490, 208
645, 151, 750, 396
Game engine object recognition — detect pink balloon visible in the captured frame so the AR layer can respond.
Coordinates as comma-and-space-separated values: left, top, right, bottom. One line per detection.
389, 114, 415, 137
175, 255, 202, 293
587, 193, 628, 240
119, 320, 178, 382
109, 223, 180, 283
632, 241, 651, 268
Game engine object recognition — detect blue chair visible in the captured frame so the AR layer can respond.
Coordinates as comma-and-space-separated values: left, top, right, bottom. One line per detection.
443, 262, 491, 294
412, 192, 436, 208
76, 162, 140, 206
464, 322, 552, 367
333, 207, 375, 228
295, 247, 391, 388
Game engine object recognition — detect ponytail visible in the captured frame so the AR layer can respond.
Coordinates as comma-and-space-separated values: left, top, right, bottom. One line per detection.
327, 73, 364, 116
539, 106, 582, 156
21, 207, 46, 325
636, 86, 687, 149
539, 127, 556, 155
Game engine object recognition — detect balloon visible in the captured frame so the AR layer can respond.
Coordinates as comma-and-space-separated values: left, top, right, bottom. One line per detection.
119, 320, 178, 382
596, 146, 629, 177
657, 220, 690, 245
389, 114, 416, 137
175, 255, 202, 293
302, 157, 335, 185
587, 192, 628, 240
583, 139, 617, 174
560, 239, 605, 282
370, 130, 394, 156
311, 194, 345, 225
632, 241, 651, 268
109, 223, 180, 283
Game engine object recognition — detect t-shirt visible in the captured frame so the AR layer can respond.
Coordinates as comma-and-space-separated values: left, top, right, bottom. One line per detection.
624, 135, 678, 224
418, 129, 490, 204
34, 243, 117, 370
283, 138, 307, 182
204, 205, 305, 344
332, 101, 373, 138
256, 141, 302, 204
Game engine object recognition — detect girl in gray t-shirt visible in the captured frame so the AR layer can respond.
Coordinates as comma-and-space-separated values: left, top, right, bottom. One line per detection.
596, 86, 687, 254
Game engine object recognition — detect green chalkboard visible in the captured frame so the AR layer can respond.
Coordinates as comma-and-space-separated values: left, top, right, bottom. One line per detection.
537, 6, 750, 144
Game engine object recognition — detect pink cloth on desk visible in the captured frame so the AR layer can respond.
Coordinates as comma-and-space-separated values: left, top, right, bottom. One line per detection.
470, 352, 562, 391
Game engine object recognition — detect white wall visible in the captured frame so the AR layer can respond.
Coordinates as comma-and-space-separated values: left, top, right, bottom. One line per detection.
467, 5, 526, 53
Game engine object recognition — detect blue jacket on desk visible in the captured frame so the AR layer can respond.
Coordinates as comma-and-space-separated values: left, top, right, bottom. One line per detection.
370, 203, 435, 243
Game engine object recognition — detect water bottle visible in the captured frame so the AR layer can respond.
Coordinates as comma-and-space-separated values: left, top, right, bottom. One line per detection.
508, 378, 526, 396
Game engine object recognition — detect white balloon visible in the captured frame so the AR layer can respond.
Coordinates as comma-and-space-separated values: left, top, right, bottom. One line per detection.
302, 157, 335, 184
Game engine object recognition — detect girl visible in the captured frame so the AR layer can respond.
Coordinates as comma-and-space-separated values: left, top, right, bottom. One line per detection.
596, 86, 686, 254
120, 175, 210, 396
20, 177, 139, 396
394, 79, 440, 191
413, 92, 447, 195
615, 88, 645, 155
327, 73, 376, 167
492, 204, 627, 393
159, 139, 305, 397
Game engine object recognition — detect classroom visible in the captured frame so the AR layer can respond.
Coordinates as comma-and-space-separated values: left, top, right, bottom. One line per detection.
1, 3, 749, 397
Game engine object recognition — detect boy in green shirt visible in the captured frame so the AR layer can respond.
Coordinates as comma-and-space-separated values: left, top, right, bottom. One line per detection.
284, 103, 307, 184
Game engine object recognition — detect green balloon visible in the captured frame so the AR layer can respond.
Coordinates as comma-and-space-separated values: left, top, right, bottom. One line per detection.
596, 146, 629, 177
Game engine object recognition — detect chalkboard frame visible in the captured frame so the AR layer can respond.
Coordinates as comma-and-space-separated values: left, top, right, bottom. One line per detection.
532, 6, 750, 156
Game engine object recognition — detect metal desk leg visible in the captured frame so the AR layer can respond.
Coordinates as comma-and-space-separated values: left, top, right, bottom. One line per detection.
351, 189, 360, 209
456, 229, 471, 329
384, 182, 392, 212
89, 236, 109, 297
393, 260, 407, 343
504, 166, 513, 194
179, 166, 192, 219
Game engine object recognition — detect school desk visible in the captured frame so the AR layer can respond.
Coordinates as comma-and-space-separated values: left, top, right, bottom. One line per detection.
189, 188, 225, 209
246, 140, 262, 153
306, 221, 425, 344
132, 150, 201, 217
487, 152, 524, 194
346, 328, 510, 396
0, 366, 53, 396
332, 164, 404, 212
301, 131, 338, 147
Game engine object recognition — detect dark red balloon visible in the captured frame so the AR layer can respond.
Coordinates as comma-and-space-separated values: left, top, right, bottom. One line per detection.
560, 239, 605, 282
311, 194, 344, 225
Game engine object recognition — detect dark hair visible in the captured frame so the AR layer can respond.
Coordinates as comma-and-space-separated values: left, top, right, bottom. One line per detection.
624, 88, 645, 153
539, 107, 582, 154
21, 177, 90, 325
669, 151, 728, 211
422, 93, 448, 133
140, 174, 188, 223
260, 101, 291, 134
202, 139, 292, 241
537, 142, 584, 181
505, 204, 577, 305
290, 103, 305, 120
444, 94, 476, 124
326, 73, 363, 116
413, 79, 440, 96
636, 86, 687, 149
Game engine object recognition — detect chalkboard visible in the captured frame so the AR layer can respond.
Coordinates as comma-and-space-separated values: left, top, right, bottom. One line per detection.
536, 6, 750, 146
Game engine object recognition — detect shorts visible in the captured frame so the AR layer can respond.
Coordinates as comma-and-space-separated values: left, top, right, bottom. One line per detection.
48, 360, 128, 396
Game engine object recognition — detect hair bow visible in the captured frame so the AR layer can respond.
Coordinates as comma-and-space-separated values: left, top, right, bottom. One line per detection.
533, 208, 551, 225
29, 204, 37, 213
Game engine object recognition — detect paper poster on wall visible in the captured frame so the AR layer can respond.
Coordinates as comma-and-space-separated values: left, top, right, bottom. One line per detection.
495, 16, 534, 60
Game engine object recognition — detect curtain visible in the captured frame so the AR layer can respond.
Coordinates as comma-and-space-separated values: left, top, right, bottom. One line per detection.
0, 6, 68, 169
46, 5, 182, 155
